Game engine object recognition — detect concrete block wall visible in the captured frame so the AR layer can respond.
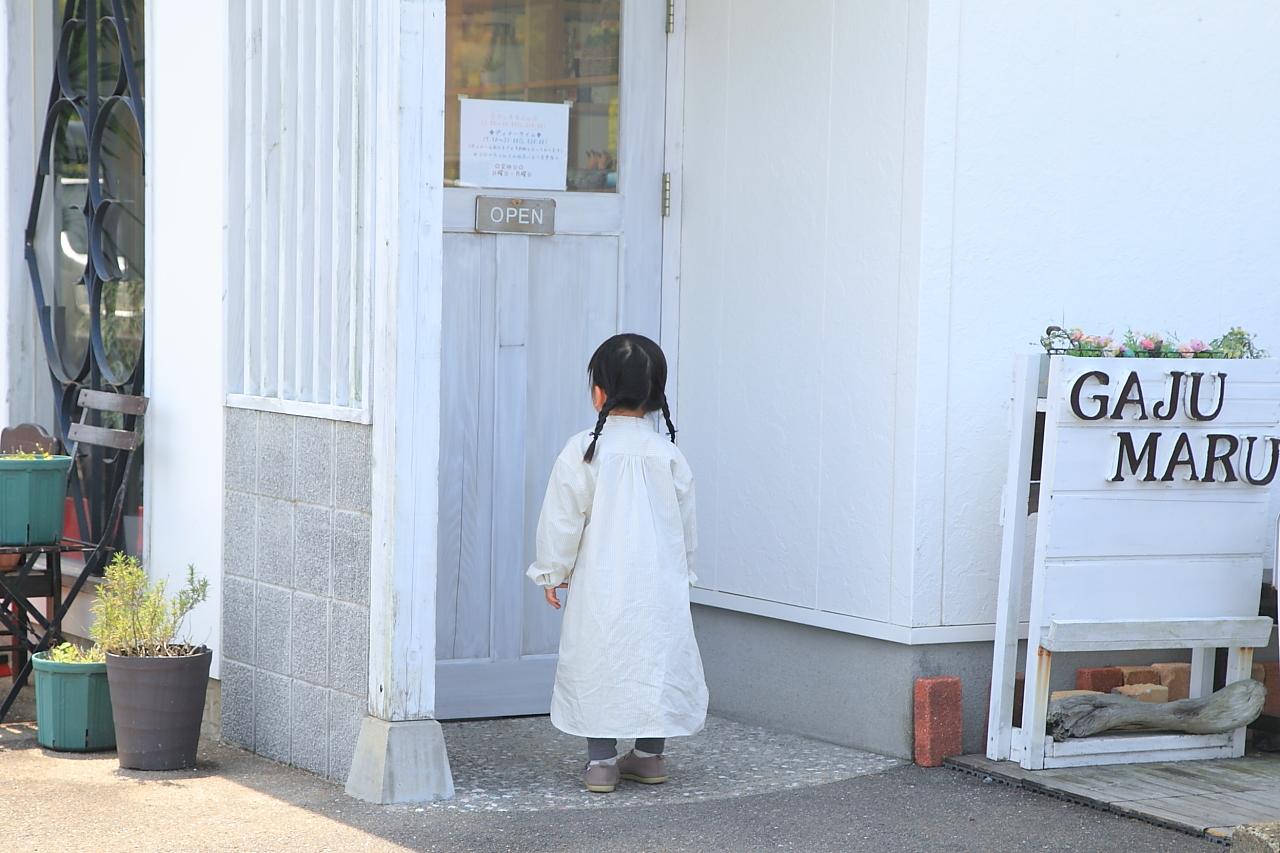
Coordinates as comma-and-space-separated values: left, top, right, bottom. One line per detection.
221, 408, 372, 783
694, 607, 1280, 759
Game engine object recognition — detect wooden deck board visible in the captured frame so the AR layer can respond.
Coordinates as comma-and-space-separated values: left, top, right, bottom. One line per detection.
948, 753, 1280, 838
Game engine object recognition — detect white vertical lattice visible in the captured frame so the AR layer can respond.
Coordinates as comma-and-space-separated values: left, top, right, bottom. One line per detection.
225, 0, 369, 419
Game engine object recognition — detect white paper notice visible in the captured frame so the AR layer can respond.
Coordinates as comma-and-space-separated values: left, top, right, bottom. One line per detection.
459, 99, 570, 192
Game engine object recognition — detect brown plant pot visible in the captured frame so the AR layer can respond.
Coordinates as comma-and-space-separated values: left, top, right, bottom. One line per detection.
0, 554, 21, 570
105, 648, 211, 770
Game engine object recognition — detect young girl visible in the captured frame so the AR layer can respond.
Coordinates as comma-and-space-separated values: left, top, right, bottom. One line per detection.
527, 333, 707, 793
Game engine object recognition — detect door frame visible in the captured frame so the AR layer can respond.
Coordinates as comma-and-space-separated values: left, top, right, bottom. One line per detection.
432, 0, 685, 720
659, 0, 686, 411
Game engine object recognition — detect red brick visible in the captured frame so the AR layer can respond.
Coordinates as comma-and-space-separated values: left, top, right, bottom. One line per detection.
1075, 666, 1124, 694
1116, 666, 1161, 686
1151, 662, 1191, 701
914, 676, 963, 767
1262, 662, 1280, 716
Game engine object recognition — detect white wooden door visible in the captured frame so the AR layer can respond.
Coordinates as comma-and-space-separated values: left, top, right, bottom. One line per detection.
435, 0, 668, 719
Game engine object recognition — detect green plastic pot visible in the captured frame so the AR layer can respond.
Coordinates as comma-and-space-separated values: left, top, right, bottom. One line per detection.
31, 652, 117, 752
0, 455, 72, 545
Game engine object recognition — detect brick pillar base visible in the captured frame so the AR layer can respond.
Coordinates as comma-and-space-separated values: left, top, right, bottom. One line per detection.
914, 676, 962, 767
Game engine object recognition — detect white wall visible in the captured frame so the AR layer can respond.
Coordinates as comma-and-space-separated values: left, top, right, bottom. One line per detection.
929, 3, 1280, 627
677, 0, 916, 632
679, 2, 1280, 640
141, 0, 227, 670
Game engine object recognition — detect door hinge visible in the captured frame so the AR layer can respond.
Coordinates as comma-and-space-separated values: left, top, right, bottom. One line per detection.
662, 172, 672, 217
666, 0, 675, 34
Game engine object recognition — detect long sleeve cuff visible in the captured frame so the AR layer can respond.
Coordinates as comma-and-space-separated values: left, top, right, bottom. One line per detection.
527, 563, 571, 588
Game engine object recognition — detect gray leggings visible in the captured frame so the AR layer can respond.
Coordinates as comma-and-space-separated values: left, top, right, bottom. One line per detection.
587, 737, 665, 761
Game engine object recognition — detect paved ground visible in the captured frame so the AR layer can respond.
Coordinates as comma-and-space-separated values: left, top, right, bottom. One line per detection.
953, 751, 1280, 840
1, 710, 1219, 852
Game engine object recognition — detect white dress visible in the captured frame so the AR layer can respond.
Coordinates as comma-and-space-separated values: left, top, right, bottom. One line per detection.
526, 414, 708, 739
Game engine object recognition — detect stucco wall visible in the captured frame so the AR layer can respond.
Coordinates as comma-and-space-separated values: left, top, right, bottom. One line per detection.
145, 0, 226, 675
933, 4, 1280, 626
677, 0, 917, 627
679, 3, 1280, 638
220, 408, 371, 782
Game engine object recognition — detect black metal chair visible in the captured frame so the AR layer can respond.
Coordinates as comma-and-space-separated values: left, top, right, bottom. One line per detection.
0, 389, 147, 721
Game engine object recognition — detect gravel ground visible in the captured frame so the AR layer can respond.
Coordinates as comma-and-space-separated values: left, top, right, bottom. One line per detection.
0, 717, 1218, 852
432, 714, 903, 811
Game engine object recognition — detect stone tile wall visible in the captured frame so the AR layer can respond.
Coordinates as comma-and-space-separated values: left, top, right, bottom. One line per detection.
221, 408, 371, 783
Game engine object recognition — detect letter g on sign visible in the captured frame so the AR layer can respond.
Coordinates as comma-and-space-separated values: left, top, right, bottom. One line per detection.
1070, 371, 1110, 421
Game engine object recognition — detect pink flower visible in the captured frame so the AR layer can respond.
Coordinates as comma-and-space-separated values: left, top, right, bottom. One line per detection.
1069, 328, 1085, 343
1139, 338, 1156, 351
1178, 344, 1194, 358
1189, 339, 1208, 352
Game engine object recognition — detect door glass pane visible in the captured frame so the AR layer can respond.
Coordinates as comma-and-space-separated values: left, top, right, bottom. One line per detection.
446, 0, 621, 192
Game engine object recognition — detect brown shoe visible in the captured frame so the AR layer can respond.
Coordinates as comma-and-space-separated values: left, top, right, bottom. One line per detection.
617, 750, 668, 784
583, 761, 620, 793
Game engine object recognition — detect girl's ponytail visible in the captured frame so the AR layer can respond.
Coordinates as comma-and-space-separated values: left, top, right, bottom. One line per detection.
583, 399, 618, 462
660, 395, 677, 444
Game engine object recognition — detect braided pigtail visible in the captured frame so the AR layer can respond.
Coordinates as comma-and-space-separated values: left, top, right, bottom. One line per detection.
660, 395, 677, 443
583, 399, 617, 462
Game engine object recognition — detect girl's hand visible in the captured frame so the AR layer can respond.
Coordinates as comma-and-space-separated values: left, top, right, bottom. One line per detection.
544, 582, 569, 610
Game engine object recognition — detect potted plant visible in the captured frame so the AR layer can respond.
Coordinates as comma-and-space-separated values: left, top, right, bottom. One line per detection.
30, 641, 115, 752
90, 553, 210, 770
0, 450, 73, 549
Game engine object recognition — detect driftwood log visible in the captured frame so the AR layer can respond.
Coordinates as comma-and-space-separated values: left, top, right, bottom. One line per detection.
1046, 679, 1265, 742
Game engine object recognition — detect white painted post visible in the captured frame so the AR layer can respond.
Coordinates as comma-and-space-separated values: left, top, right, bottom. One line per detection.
345, 0, 454, 804
1224, 646, 1255, 757
1189, 647, 1215, 700
987, 354, 1039, 760
1018, 355, 1066, 771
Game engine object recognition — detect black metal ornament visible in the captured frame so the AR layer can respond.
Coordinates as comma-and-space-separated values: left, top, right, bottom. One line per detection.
24, 0, 145, 556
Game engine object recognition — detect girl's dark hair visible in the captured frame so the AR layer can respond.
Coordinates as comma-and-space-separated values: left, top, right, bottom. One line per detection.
583, 333, 676, 462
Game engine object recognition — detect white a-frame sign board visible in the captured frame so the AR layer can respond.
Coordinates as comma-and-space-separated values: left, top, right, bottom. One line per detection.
987, 354, 1279, 769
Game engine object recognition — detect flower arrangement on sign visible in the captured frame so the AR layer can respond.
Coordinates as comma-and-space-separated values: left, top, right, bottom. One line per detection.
1041, 325, 1267, 359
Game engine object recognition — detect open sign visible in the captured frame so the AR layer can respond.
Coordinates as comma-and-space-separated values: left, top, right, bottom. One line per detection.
474, 196, 556, 235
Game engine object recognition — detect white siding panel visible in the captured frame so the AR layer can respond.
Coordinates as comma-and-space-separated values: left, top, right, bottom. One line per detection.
815, 0, 909, 622
679, 1, 911, 617
226, 0, 368, 413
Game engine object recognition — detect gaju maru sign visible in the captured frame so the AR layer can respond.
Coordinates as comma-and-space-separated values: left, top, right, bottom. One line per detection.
1035, 358, 1279, 625
1070, 368, 1280, 485
987, 355, 1280, 770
